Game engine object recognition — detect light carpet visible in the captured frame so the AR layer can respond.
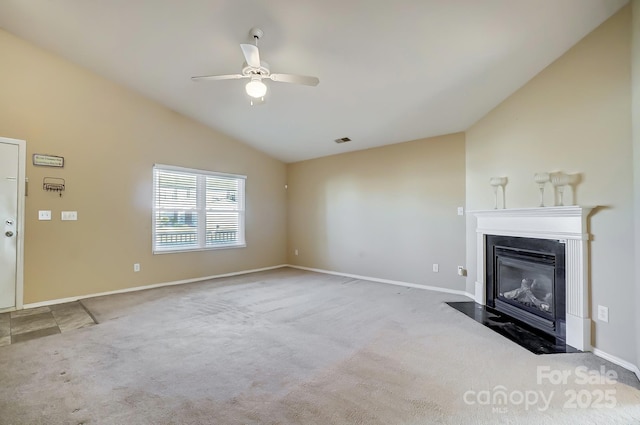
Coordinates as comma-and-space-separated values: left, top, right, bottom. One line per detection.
0, 267, 639, 424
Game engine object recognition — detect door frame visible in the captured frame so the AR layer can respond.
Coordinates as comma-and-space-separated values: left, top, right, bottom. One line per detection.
0, 137, 26, 312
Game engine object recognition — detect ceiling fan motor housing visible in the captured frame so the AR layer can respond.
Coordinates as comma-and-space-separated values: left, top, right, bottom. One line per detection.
242, 61, 270, 78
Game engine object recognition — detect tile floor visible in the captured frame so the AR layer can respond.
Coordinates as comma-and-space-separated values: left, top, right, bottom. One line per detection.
0, 301, 96, 346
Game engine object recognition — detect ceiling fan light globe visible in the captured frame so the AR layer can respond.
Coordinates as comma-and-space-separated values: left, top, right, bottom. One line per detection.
245, 79, 267, 98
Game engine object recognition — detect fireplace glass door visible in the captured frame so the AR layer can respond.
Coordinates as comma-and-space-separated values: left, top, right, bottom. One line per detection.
497, 255, 555, 319
486, 235, 566, 340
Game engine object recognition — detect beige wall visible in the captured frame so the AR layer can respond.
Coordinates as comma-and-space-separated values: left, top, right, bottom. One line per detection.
287, 133, 467, 291
466, 7, 634, 362
0, 29, 287, 304
632, 0, 640, 373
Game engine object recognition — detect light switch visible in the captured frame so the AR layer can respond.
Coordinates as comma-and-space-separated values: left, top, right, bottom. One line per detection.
597, 305, 609, 323
38, 210, 51, 221
61, 211, 78, 221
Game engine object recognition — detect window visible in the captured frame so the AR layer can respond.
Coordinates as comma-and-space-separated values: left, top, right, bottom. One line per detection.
153, 164, 246, 253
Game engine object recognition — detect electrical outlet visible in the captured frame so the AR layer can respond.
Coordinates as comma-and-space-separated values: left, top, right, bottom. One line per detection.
38, 210, 52, 220
457, 207, 464, 216
294, 249, 299, 256
597, 305, 609, 323
61, 211, 78, 221
432, 263, 439, 272
133, 263, 141, 272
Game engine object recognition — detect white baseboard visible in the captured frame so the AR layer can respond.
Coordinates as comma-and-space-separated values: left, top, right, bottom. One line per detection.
592, 348, 640, 381
23, 264, 288, 309
22, 263, 473, 309
287, 264, 473, 299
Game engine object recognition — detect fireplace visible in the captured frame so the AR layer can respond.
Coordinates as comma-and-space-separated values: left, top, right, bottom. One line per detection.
473, 206, 593, 351
486, 235, 565, 340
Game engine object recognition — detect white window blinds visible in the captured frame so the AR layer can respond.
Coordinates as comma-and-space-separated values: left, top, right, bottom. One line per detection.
153, 164, 246, 253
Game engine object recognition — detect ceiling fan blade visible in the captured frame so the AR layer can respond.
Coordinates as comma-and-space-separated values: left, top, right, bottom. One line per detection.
191, 74, 247, 81
269, 73, 319, 86
240, 44, 261, 68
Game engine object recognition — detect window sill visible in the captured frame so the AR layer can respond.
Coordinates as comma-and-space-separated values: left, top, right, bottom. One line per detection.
153, 243, 246, 255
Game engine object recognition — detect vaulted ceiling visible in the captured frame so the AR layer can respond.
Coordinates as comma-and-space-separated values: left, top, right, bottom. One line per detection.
0, 0, 628, 162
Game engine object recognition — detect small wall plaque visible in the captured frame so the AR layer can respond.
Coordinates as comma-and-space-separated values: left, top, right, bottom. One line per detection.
33, 154, 64, 168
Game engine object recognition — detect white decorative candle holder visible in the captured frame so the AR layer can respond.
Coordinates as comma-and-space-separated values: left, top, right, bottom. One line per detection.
489, 177, 508, 209
550, 172, 570, 206
565, 173, 581, 206
534, 172, 550, 207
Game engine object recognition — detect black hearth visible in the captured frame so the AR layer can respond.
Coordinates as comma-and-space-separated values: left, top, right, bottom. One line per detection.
486, 235, 566, 341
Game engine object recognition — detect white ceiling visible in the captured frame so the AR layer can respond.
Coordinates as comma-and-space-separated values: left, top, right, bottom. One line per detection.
0, 0, 628, 163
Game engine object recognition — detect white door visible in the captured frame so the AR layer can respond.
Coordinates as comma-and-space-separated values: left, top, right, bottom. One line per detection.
0, 138, 25, 310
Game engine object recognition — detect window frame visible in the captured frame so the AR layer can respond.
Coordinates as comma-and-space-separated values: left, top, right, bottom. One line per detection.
152, 164, 246, 254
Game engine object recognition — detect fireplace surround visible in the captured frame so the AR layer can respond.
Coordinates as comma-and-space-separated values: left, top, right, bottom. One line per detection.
473, 206, 593, 351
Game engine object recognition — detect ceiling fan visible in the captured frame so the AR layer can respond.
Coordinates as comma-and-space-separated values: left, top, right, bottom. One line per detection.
192, 28, 319, 105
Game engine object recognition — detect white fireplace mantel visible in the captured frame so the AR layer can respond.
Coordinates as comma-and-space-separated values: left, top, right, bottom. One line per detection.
472, 206, 593, 351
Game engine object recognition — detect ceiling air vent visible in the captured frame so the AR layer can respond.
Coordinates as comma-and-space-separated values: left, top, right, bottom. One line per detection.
334, 137, 351, 144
